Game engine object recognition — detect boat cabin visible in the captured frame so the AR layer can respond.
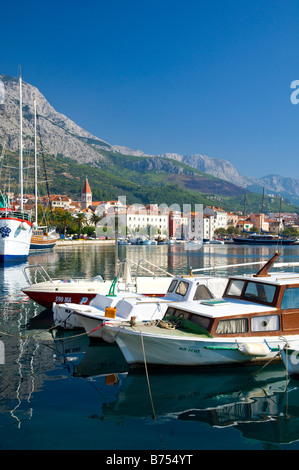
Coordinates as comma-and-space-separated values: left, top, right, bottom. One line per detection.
163, 254, 299, 338
163, 275, 228, 302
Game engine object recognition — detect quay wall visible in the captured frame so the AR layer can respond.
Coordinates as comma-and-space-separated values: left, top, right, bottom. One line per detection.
55, 239, 115, 247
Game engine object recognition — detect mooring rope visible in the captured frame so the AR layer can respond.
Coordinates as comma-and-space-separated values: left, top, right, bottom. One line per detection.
139, 329, 166, 450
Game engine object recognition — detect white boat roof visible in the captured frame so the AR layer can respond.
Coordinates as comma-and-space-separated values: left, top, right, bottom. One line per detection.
230, 271, 299, 286
167, 298, 277, 318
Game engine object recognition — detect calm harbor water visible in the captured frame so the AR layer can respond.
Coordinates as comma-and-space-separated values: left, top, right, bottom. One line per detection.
1, 242, 299, 451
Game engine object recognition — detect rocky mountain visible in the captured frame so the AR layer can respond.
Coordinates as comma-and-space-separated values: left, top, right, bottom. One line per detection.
160, 153, 249, 187
0, 74, 244, 201
0, 73, 298, 206
160, 153, 299, 206
0, 74, 113, 165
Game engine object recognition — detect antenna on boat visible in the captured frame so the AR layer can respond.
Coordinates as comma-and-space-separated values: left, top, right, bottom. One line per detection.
253, 252, 281, 277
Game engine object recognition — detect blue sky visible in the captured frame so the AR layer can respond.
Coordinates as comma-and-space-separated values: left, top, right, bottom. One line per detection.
1, 0, 299, 178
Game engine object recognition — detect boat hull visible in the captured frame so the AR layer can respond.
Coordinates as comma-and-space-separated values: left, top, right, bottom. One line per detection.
30, 231, 59, 251
232, 237, 296, 245
115, 326, 299, 368
23, 276, 170, 308
280, 344, 299, 378
54, 293, 168, 331
0, 217, 32, 261
23, 280, 116, 308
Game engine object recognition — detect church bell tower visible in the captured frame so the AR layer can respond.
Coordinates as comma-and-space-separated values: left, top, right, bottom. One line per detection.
81, 178, 92, 209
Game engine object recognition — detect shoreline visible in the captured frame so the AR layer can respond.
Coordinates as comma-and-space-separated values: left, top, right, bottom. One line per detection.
55, 239, 116, 247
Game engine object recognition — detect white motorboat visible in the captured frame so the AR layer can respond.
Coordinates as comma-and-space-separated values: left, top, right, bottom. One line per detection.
54, 274, 228, 333
105, 253, 299, 368
22, 258, 174, 308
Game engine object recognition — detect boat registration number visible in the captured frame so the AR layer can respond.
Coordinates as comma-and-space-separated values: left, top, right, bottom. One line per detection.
55, 296, 72, 303
179, 347, 201, 354
54, 296, 90, 304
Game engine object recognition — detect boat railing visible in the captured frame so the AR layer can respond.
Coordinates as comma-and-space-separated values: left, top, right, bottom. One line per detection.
190, 260, 268, 275
0, 209, 32, 222
23, 264, 54, 285
190, 260, 299, 276
119, 258, 174, 280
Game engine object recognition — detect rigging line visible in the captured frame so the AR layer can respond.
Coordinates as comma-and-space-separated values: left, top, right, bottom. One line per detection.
36, 113, 52, 214
250, 350, 282, 378
139, 331, 156, 419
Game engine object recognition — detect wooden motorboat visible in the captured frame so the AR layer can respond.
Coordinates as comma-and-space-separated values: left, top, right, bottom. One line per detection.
104, 253, 299, 368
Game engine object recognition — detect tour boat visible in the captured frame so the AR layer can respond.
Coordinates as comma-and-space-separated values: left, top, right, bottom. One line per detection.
54, 274, 228, 332
0, 207, 32, 261
0, 74, 32, 262
103, 253, 299, 368
232, 234, 297, 245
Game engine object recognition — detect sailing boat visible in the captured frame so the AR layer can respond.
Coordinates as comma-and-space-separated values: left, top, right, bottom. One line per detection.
232, 190, 297, 245
29, 97, 59, 251
0, 74, 32, 262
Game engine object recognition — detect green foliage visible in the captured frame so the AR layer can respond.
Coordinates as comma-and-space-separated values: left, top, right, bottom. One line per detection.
281, 226, 299, 237
1, 146, 299, 215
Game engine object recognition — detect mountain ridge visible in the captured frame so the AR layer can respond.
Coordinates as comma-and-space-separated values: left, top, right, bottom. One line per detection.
0, 73, 298, 208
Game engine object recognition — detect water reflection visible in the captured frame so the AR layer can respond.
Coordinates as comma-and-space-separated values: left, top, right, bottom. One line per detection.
52, 330, 299, 447
0, 243, 299, 448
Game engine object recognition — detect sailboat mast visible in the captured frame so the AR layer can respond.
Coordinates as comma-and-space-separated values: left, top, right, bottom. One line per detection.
261, 187, 265, 214
34, 97, 38, 223
19, 74, 23, 211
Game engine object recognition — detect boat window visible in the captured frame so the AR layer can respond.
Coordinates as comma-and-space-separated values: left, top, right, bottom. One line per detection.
175, 281, 189, 297
281, 287, 299, 309
225, 280, 245, 297
244, 282, 276, 304
251, 315, 280, 332
165, 307, 176, 316
193, 285, 213, 300
167, 279, 178, 293
173, 309, 190, 319
189, 314, 211, 330
215, 318, 248, 334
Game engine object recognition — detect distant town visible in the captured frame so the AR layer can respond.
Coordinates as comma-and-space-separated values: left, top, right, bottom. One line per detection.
8, 178, 299, 240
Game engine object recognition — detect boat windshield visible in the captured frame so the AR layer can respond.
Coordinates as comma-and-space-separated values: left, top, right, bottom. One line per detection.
175, 281, 189, 297
167, 279, 178, 293
226, 279, 276, 305
281, 287, 299, 309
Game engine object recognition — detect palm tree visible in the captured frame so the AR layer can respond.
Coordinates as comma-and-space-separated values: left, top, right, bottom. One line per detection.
90, 212, 101, 235
76, 211, 86, 238
53, 208, 73, 237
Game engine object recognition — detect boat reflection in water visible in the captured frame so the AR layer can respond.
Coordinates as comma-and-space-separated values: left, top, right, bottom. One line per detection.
52, 331, 129, 376
101, 365, 299, 446
54, 330, 299, 446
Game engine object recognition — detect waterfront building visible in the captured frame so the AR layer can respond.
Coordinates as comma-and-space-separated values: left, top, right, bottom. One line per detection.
203, 206, 227, 231
248, 213, 269, 232
169, 211, 188, 239
126, 205, 169, 236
